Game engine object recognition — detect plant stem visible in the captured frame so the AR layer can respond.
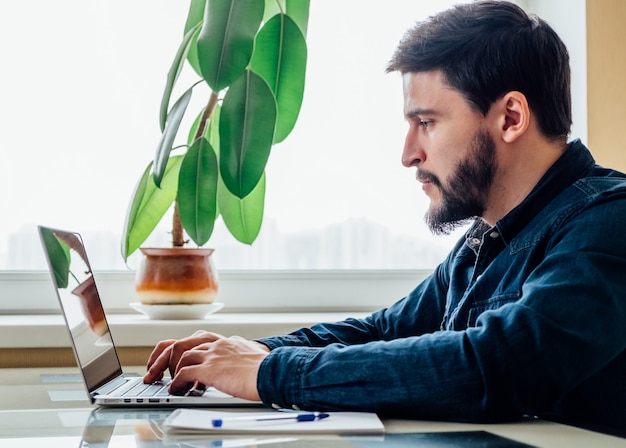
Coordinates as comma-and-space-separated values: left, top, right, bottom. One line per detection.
171, 90, 220, 247
172, 201, 185, 247
195, 91, 219, 140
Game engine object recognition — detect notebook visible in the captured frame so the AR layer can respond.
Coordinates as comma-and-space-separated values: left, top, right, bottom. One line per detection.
38, 225, 262, 408
163, 409, 385, 435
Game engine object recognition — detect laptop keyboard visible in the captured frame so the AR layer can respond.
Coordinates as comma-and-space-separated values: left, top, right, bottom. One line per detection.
97, 376, 208, 402
105, 377, 172, 398
123, 380, 171, 397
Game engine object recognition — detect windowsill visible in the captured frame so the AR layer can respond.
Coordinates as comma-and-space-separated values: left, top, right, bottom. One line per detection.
0, 270, 426, 350
0, 312, 366, 349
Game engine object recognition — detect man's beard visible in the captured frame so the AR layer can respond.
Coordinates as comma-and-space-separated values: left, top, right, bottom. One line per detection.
420, 129, 497, 235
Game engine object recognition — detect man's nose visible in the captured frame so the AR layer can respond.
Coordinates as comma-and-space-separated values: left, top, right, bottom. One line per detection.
402, 133, 424, 168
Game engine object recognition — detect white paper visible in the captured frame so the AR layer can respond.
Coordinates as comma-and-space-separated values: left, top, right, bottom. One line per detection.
163, 409, 385, 435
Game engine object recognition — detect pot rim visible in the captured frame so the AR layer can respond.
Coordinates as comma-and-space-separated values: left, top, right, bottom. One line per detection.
140, 247, 215, 256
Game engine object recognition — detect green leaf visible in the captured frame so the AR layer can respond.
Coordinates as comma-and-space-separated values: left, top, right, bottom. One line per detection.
40, 228, 71, 289
159, 23, 202, 132
285, 0, 310, 37
178, 138, 219, 246
153, 88, 193, 187
121, 156, 183, 260
207, 103, 221, 152
262, 0, 281, 22
219, 172, 265, 244
185, 0, 206, 76
187, 30, 202, 77
196, 0, 264, 92
184, 0, 205, 33
188, 109, 203, 146
251, 13, 307, 143
206, 104, 222, 217
219, 69, 277, 198
262, 0, 310, 37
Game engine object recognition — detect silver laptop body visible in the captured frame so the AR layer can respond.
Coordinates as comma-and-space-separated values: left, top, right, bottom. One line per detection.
38, 225, 261, 408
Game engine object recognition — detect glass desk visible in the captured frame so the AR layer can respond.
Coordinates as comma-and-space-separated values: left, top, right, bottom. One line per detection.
1, 367, 624, 447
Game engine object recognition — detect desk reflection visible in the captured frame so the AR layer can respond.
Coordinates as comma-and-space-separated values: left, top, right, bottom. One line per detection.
80, 409, 533, 448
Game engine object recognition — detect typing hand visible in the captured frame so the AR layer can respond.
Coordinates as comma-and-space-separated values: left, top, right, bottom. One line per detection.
143, 330, 225, 383
167, 335, 269, 401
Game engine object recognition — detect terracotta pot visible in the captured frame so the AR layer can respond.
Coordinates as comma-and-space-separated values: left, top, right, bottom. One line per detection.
72, 275, 108, 337
135, 248, 219, 305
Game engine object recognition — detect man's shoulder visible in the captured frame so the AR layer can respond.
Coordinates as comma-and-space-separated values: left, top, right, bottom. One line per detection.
526, 167, 626, 236
574, 166, 626, 197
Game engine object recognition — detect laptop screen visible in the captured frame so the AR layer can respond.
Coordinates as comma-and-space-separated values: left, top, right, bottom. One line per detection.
38, 226, 123, 392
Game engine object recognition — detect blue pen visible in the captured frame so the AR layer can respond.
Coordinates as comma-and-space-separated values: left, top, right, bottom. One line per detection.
211, 412, 330, 428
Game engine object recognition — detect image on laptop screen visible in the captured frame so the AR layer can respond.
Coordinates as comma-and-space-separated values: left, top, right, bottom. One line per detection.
39, 227, 122, 391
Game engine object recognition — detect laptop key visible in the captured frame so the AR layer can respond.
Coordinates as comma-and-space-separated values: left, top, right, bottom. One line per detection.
155, 387, 171, 397
139, 383, 168, 397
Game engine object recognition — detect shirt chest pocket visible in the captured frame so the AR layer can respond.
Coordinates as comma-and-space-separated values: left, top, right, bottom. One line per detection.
466, 292, 520, 327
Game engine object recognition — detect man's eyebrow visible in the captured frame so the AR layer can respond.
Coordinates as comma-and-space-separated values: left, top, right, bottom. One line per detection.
404, 108, 441, 119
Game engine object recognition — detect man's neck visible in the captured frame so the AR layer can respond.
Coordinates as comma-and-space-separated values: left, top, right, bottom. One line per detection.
482, 137, 568, 226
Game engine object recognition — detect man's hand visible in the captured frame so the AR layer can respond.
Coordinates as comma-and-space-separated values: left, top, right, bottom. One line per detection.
144, 330, 222, 382
168, 335, 269, 400
143, 330, 270, 401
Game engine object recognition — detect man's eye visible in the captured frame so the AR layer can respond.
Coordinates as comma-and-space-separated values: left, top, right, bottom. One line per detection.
419, 120, 432, 128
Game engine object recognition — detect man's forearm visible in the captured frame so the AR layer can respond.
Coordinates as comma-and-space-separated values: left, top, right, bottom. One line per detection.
255, 316, 382, 350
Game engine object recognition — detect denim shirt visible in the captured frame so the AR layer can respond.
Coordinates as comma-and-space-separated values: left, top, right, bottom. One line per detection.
256, 140, 626, 431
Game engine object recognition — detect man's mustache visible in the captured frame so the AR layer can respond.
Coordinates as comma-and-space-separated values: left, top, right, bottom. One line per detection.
416, 170, 442, 188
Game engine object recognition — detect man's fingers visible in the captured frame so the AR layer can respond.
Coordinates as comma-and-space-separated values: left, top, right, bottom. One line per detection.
192, 330, 225, 339
146, 340, 175, 368
168, 346, 215, 394
144, 333, 226, 384
168, 364, 205, 395
143, 340, 177, 383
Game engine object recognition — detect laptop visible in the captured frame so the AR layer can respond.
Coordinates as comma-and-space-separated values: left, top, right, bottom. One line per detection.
38, 225, 262, 408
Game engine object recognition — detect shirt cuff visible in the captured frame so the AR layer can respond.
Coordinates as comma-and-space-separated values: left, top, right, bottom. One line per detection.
254, 335, 307, 351
256, 345, 318, 410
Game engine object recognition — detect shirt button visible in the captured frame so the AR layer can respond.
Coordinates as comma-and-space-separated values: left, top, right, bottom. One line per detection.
471, 237, 481, 245
489, 231, 499, 239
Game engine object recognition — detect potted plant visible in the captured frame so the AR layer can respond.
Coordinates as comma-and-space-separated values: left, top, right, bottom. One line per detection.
120, 0, 309, 306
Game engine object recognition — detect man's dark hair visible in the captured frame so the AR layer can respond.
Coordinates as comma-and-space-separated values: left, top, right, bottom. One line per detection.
387, 1, 571, 141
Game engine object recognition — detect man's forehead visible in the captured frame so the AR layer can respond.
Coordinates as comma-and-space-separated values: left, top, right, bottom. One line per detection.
403, 68, 443, 82
402, 70, 454, 96
402, 71, 466, 114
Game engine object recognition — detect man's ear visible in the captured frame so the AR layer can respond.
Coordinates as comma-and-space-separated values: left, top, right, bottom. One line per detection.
499, 91, 530, 143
